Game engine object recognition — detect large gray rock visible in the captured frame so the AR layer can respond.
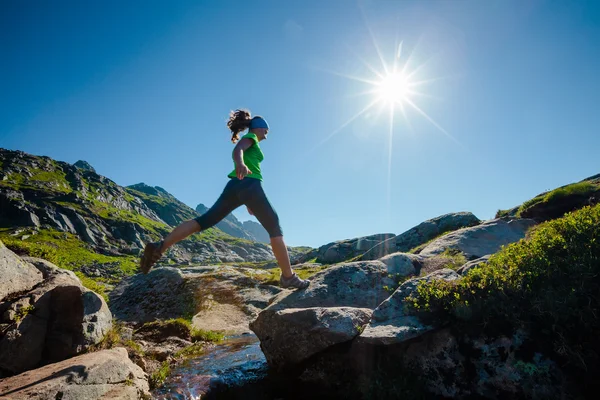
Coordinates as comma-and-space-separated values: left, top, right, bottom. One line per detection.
358, 269, 460, 346
0, 240, 43, 302
264, 260, 412, 312
0, 347, 150, 399
0, 257, 112, 375
419, 218, 536, 259
296, 233, 396, 265
250, 307, 372, 369
250, 260, 423, 370
361, 212, 481, 260
110, 266, 282, 333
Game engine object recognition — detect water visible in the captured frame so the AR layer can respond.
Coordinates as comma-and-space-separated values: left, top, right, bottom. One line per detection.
153, 334, 269, 400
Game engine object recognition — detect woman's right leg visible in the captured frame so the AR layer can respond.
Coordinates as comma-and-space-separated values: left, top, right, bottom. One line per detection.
161, 219, 202, 251
140, 179, 242, 273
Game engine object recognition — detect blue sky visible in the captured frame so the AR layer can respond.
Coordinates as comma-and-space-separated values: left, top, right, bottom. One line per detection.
2, 0, 599, 247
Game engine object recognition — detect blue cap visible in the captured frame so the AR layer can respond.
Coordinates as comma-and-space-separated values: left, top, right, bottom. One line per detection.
249, 117, 269, 130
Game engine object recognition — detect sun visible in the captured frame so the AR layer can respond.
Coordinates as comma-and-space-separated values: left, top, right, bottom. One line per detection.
376, 71, 411, 105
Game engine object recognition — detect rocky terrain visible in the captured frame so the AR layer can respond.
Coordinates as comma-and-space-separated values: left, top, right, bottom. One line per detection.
1, 147, 599, 400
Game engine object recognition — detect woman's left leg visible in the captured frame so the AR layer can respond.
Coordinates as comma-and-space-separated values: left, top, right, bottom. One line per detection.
241, 181, 309, 289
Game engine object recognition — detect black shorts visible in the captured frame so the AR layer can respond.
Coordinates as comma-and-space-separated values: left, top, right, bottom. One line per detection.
194, 178, 283, 238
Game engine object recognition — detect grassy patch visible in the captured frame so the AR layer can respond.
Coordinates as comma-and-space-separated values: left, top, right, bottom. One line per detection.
437, 248, 467, 271
75, 271, 109, 302
139, 318, 192, 335
91, 323, 123, 351
14, 305, 35, 323
517, 182, 599, 217
0, 229, 138, 283
149, 361, 171, 389
191, 328, 224, 343
495, 209, 511, 218
409, 204, 600, 385
252, 264, 328, 286
0, 167, 72, 194
174, 343, 205, 358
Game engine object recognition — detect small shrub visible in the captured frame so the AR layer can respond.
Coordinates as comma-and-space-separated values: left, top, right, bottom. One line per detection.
517, 182, 599, 217
191, 328, 224, 343
409, 204, 600, 387
92, 324, 123, 350
175, 343, 205, 358
14, 305, 35, 322
149, 361, 171, 389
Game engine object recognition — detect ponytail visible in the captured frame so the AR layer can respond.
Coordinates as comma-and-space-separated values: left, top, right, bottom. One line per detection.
226, 109, 252, 143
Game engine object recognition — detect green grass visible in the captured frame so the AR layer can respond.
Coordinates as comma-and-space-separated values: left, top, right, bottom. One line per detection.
409, 203, 600, 386
495, 208, 512, 218
0, 229, 138, 283
75, 271, 109, 302
14, 305, 35, 323
516, 181, 599, 217
0, 167, 72, 194
174, 343, 205, 358
191, 328, 224, 343
253, 264, 329, 286
437, 248, 467, 270
149, 361, 171, 389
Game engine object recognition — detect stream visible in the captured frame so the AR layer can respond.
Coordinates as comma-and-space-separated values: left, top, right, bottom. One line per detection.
152, 334, 342, 400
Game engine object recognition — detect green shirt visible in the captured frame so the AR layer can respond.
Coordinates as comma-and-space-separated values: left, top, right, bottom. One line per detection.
228, 132, 264, 181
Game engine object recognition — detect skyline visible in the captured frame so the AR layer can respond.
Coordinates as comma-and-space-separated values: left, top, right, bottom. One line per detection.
2, 0, 599, 247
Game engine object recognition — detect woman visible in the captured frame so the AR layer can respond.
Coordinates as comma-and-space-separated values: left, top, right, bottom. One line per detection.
139, 109, 310, 289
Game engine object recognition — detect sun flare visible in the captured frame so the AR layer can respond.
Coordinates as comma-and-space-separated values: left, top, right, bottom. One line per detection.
376, 72, 411, 105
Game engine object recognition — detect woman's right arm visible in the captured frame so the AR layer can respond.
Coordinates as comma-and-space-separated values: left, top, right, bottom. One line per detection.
232, 138, 254, 179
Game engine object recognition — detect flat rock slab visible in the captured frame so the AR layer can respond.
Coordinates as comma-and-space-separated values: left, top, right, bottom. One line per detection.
0, 347, 149, 399
419, 218, 536, 259
193, 302, 253, 335
266, 261, 401, 312
357, 316, 435, 345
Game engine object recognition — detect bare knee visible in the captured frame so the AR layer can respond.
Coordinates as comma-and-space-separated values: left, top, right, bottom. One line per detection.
188, 219, 202, 232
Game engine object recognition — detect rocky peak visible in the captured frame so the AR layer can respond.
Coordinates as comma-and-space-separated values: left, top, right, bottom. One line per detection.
73, 160, 96, 173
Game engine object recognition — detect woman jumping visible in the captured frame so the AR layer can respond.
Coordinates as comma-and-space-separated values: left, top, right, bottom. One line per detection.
139, 109, 310, 290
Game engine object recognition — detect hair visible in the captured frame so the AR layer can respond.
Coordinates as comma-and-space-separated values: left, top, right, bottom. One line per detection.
226, 109, 267, 143
227, 109, 252, 143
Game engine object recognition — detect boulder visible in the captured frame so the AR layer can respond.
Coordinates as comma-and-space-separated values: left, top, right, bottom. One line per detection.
109, 267, 191, 323
264, 261, 409, 312
419, 218, 536, 259
250, 307, 372, 369
0, 241, 43, 301
250, 260, 422, 371
0, 347, 150, 399
110, 266, 282, 335
361, 212, 481, 260
296, 233, 395, 265
358, 269, 460, 346
0, 257, 112, 375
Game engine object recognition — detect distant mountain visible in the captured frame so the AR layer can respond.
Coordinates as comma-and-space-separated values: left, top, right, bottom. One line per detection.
242, 220, 270, 243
